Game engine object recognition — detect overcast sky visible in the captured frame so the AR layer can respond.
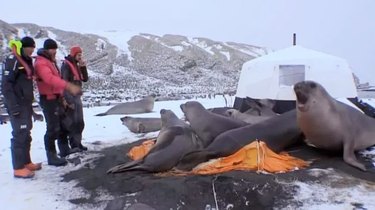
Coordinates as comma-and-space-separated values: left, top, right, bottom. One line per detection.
2, 0, 375, 84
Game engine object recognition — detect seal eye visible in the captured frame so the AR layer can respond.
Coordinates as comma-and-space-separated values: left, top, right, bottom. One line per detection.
309, 83, 317, 89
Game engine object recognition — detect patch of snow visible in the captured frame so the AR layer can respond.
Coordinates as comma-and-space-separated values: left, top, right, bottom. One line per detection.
95, 38, 107, 52
181, 41, 192, 47
220, 51, 231, 61
90, 30, 137, 60
188, 38, 215, 55
169, 45, 184, 52
360, 146, 375, 166
281, 168, 375, 210
214, 44, 223, 50
16, 28, 28, 38
224, 42, 267, 57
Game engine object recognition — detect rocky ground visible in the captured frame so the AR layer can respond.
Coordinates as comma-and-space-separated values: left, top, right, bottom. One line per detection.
62, 139, 375, 210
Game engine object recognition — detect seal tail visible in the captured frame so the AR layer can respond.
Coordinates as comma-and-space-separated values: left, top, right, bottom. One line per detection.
107, 159, 144, 174
95, 112, 107, 116
176, 150, 216, 171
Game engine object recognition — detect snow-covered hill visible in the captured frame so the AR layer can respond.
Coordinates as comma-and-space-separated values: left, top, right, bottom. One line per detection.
0, 20, 269, 102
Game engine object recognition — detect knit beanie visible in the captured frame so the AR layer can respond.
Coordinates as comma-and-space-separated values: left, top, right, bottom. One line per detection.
21, 36, 35, 48
43, 39, 58, 50
70, 46, 82, 57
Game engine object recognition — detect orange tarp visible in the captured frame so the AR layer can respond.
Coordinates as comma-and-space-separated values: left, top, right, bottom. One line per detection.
192, 141, 309, 174
127, 139, 156, 160
127, 139, 309, 174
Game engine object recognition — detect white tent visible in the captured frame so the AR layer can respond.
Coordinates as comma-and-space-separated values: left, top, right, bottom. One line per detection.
236, 45, 358, 100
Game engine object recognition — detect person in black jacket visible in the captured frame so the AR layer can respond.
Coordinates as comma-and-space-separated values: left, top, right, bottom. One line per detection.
60, 46, 89, 152
1, 37, 41, 178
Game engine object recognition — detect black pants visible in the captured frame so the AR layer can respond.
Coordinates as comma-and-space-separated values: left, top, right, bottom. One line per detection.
63, 96, 85, 148
7, 104, 33, 170
39, 96, 69, 153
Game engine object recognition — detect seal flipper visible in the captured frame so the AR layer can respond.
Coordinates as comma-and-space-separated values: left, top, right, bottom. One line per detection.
343, 140, 367, 171
107, 159, 144, 174
95, 112, 107, 116
176, 150, 216, 171
148, 126, 185, 153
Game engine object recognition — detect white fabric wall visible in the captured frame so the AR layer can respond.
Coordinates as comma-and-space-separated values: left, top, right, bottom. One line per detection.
236, 46, 357, 100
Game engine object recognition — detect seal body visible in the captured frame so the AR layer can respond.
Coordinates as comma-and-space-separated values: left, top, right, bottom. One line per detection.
107, 109, 203, 173
180, 101, 247, 147
96, 96, 154, 116
120, 116, 161, 133
177, 109, 302, 171
294, 80, 375, 171
224, 109, 272, 124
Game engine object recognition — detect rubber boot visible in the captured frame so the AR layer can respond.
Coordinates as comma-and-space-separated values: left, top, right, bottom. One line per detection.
58, 143, 80, 157
46, 151, 67, 166
14, 168, 35, 178
79, 143, 88, 151
25, 162, 42, 171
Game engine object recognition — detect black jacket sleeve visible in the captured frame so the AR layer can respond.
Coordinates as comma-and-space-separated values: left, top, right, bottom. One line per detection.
61, 62, 75, 104
1, 56, 21, 114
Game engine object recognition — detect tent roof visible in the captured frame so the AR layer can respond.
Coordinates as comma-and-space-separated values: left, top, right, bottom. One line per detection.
236, 45, 358, 100
248, 45, 346, 63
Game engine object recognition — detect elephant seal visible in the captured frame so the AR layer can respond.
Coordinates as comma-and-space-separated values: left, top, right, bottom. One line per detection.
107, 109, 203, 173
225, 109, 272, 124
294, 80, 375, 171
96, 96, 154, 116
243, 97, 277, 116
180, 101, 247, 147
207, 107, 232, 116
177, 109, 303, 171
120, 116, 162, 133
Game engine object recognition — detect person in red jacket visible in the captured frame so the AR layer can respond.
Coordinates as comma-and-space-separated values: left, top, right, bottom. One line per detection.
34, 39, 81, 166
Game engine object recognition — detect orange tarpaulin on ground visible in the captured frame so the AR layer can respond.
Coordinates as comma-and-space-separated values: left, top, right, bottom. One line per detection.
127, 139, 156, 160
192, 141, 309, 174
127, 139, 309, 174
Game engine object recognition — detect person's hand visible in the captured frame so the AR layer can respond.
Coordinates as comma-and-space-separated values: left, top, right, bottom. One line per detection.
78, 59, 86, 67
61, 98, 68, 109
65, 83, 82, 96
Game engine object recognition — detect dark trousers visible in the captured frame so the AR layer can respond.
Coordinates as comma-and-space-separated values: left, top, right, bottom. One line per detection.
64, 96, 85, 148
39, 96, 69, 153
7, 104, 33, 170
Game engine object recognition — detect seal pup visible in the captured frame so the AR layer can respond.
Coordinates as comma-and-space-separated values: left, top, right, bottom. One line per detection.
96, 96, 154, 116
180, 101, 247, 147
177, 109, 303, 171
294, 80, 375, 171
225, 109, 272, 124
107, 109, 203, 173
120, 116, 162, 133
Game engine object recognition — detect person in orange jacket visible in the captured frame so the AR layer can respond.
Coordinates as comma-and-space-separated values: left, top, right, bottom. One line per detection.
34, 38, 81, 166
1, 37, 41, 178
